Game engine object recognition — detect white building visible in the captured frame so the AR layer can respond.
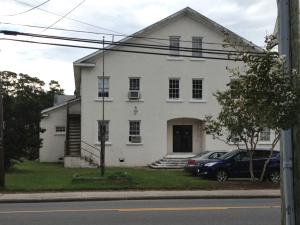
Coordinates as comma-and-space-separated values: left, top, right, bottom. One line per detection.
39, 7, 278, 168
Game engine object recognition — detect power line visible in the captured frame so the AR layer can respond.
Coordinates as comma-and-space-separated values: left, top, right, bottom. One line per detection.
0, 37, 242, 61
12, 0, 167, 47
9, 1, 263, 49
0, 22, 264, 48
0, 0, 50, 17
13, 0, 126, 35
28, 0, 86, 40
0, 30, 266, 56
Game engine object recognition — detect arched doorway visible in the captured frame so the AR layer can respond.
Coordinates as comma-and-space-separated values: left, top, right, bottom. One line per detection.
167, 118, 205, 155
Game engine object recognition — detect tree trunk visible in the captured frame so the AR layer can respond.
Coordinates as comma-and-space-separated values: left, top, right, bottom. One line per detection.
249, 153, 255, 181
260, 137, 279, 181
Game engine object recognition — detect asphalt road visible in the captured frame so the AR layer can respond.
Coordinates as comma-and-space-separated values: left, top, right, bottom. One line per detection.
0, 198, 280, 225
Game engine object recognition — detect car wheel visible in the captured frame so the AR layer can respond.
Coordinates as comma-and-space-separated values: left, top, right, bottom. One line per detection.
268, 169, 280, 182
214, 169, 228, 181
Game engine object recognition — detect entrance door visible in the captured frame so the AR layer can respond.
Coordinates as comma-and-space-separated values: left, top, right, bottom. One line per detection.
173, 125, 192, 152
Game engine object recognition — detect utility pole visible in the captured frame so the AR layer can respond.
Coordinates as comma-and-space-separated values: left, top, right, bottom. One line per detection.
100, 36, 106, 177
278, 0, 297, 224
289, 0, 300, 224
0, 73, 4, 187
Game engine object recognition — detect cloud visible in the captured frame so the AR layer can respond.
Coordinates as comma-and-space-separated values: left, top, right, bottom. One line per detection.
0, 0, 277, 94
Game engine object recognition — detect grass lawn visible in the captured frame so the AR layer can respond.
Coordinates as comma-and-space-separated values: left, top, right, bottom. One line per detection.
0, 159, 222, 192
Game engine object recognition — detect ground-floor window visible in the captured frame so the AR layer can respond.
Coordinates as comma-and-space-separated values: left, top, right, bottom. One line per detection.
260, 127, 270, 142
129, 121, 141, 143
98, 121, 109, 142
55, 126, 66, 133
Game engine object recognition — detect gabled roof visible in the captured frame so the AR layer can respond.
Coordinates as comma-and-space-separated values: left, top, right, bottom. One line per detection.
41, 97, 81, 114
74, 7, 261, 64
73, 7, 263, 96
54, 95, 76, 106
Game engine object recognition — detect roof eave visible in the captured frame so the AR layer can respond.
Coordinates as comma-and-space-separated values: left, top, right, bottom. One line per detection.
41, 98, 81, 114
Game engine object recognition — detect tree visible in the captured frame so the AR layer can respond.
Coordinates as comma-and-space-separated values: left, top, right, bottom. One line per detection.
0, 71, 64, 169
204, 34, 300, 181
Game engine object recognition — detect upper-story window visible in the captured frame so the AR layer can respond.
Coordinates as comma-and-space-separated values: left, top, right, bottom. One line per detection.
192, 37, 203, 57
192, 79, 203, 100
129, 78, 140, 91
169, 37, 180, 57
169, 79, 180, 99
230, 80, 240, 99
98, 77, 109, 98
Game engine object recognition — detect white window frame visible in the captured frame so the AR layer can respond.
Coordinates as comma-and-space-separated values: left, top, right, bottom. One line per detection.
55, 126, 66, 133
98, 77, 109, 99
129, 121, 140, 142
230, 131, 242, 143
169, 78, 180, 99
98, 120, 109, 142
260, 127, 271, 142
192, 37, 203, 58
192, 79, 203, 100
169, 37, 180, 57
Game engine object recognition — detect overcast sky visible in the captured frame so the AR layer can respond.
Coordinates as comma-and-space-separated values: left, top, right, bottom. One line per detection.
0, 0, 277, 94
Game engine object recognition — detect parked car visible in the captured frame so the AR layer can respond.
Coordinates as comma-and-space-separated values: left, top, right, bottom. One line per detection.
197, 149, 280, 182
184, 150, 229, 174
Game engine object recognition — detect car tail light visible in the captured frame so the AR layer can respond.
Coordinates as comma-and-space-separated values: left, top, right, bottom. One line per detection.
188, 159, 195, 164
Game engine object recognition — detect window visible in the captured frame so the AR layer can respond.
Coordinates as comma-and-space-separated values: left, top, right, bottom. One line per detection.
98, 121, 109, 142
129, 121, 140, 142
260, 127, 270, 142
98, 77, 109, 98
192, 37, 202, 57
55, 126, 65, 133
230, 131, 241, 143
209, 152, 224, 159
170, 37, 180, 57
192, 79, 203, 99
229, 80, 239, 99
235, 152, 250, 161
129, 78, 140, 90
169, 79, 180, 99
230, 80, 240, 99
253, 150, 270, 159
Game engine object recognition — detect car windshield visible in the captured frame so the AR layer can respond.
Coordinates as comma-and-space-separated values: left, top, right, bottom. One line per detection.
218, 150, 239, 160
194, 151, 210, 158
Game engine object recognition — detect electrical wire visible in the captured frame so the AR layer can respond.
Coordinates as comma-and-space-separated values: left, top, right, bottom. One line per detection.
0, 0, 50, 17
0, 37, 242, 61
0, 22, 263, 48
28, 0, 86, 40
10, 1, 262, 48
13, 0, 125, 35
0, 30, 265, 56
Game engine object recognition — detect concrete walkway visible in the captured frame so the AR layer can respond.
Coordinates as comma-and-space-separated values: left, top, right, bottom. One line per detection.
0, 190, 280, 203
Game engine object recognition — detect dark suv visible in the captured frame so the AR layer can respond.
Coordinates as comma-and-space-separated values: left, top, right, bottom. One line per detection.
197, 149, 280, 182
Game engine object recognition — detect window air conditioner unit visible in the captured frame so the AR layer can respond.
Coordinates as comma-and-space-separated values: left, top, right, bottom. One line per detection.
131, 136, 141, 143
232, 137, 240, 143
128, 90, 140, 99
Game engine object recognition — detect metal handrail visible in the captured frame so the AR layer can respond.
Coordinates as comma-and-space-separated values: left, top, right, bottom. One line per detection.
81, 147, 100, 159
81, 141, 100, 152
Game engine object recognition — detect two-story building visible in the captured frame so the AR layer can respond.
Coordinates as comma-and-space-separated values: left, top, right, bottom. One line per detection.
39, 7, 278, 168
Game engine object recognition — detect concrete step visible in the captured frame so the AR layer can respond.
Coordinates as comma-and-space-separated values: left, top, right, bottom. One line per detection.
149, 164, 183, 169
149, 154, 194, 169
82, 157, 99, 168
